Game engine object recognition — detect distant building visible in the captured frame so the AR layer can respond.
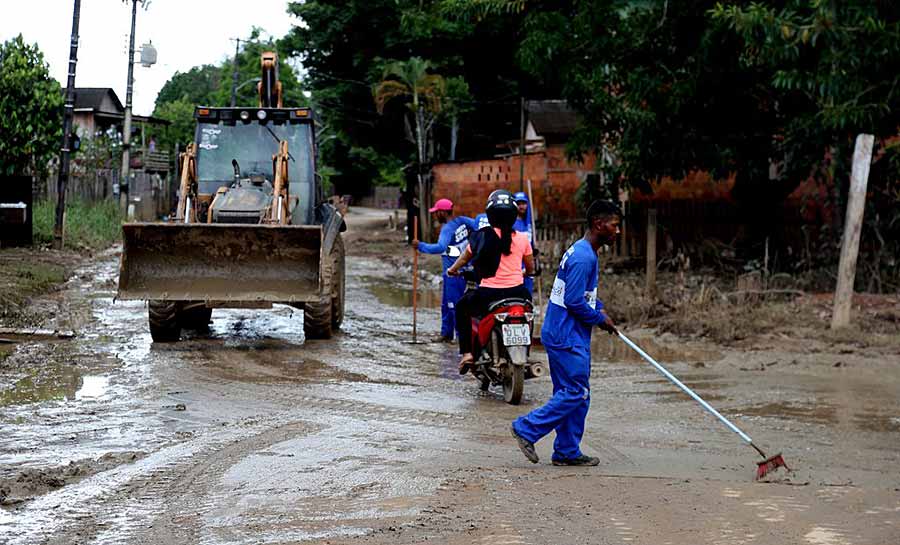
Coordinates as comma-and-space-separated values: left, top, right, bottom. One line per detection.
72, 87, 169, 139
431, 100, 598, 224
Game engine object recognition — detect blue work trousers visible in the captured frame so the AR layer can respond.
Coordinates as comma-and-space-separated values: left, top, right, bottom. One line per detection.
513, 344, 591, 461
524, 276, 534, 296
441, 273, 467, 339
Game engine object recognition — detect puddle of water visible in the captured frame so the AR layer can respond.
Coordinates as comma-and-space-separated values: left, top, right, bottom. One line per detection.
592, 335, 720, 364
75, 375, 110, 400
726, 402, 839, 425
0, 367, 82, 407
366, 278, 441, 309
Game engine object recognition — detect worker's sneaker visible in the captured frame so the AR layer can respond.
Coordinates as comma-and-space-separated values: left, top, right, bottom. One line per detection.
510, 424, 539, 464
551, 455, 600, 467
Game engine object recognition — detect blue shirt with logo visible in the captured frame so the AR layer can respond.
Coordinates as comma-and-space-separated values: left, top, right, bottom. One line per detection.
418, 216, 477, 271
541, 239, 608, 350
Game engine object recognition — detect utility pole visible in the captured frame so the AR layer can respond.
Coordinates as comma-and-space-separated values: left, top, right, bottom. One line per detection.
53, 0, 82, 250
519, 96, 526, 192
119, 0, 140, 215
230, 38, 241, 107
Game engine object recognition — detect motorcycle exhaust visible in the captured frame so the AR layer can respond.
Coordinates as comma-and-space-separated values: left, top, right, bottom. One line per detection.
526, 362, 546, 379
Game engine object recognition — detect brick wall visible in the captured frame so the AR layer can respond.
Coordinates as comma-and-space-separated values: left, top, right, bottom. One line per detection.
431, 145, 596, 224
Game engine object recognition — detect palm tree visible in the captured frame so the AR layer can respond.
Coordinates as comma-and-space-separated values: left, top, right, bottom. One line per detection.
374, 57, 446, 239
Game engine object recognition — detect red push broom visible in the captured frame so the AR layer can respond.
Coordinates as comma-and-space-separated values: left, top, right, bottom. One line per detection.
617, 332, 790, 480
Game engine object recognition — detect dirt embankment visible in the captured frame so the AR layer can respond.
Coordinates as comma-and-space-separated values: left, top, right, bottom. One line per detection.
0, 248, 85, 329
0, 451, 144, 507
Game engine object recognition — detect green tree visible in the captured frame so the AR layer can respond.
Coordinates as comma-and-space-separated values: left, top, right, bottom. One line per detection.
151, 98, 196, 155
150, 28, 307, 152
443, 76, 473, 160
0, 35, 63, 176
209, 29, 308, 108
374, 57, 446, 169
712, 1, 900, 204
283, 0, 538, 197
154, 64, 222, 107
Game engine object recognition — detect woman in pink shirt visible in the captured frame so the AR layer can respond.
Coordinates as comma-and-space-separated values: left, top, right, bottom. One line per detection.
447, 190, 535, 373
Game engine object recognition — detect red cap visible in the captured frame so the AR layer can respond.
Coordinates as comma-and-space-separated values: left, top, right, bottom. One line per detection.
428, 198, 453, 213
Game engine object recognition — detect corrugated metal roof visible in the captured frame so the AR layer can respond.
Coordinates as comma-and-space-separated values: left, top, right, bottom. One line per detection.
73, 88, 124, 114
526, 100, 578, 138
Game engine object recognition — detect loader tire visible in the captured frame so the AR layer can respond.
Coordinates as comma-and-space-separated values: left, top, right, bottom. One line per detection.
149, 301, 181, 342
304, 236, 344, 340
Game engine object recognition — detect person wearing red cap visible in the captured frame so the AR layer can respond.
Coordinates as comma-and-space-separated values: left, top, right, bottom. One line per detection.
416, 199, 477, 342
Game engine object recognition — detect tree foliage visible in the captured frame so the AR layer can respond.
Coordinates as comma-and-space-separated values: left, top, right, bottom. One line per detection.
374, 57, 446, 168
0, 35, 63, 176
151, 28, 307, 152
283, 0, 538, 196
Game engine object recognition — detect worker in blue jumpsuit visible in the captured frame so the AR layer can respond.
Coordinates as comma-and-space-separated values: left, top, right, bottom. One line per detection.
512, 192, 535, 295
417, 198, 477, 342
510, 200, 621, 466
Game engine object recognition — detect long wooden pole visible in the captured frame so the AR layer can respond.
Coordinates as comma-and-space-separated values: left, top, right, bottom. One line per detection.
526, 179, 543, 311
646, 208, 657, 297
412, 216, 419, 341
831, 134, 874, 329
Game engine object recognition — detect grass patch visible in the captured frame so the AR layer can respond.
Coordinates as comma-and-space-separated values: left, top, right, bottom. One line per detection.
0, 258, 68, 325
32, 199, 122, 250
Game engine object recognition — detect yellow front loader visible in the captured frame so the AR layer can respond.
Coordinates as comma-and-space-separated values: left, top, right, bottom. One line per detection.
117, 52, 345, 341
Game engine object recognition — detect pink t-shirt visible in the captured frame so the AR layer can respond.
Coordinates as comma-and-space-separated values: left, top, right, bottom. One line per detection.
480, 229, 533, 289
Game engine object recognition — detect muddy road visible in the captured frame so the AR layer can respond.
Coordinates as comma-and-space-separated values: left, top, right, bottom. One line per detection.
1, 210, 899, 545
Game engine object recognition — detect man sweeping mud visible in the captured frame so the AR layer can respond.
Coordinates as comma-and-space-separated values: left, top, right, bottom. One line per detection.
511, 200, 620, 466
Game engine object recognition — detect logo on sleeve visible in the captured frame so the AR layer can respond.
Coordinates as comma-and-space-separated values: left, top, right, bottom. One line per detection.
584, 288, 597, 309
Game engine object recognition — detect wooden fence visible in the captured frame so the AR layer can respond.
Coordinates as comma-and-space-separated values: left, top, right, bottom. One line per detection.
43, 169, 119, 203
535, 199, 811, 270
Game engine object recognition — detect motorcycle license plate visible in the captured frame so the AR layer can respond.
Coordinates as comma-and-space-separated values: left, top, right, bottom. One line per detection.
502, 324, 531, 346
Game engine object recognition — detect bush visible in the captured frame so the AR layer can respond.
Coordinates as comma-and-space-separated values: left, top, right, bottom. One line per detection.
32, 199, 122, 250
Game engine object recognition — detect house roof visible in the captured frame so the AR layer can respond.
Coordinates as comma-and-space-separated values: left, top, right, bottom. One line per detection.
72, 87, 169, 125
73, 88, 124, 114
526, 100, 578, 139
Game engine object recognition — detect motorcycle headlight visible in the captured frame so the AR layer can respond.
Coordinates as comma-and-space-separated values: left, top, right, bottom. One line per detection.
494, 313, 508, 322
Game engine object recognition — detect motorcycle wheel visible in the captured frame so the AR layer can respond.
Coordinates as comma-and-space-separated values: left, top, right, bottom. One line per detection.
503, 365, 525, 405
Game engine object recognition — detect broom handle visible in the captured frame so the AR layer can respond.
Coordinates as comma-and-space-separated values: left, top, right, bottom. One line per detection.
412, 216, 418, 341
617, 332, 754, 445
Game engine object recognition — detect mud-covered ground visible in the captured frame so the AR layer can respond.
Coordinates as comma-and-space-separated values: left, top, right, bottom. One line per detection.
1, 208, 898, 545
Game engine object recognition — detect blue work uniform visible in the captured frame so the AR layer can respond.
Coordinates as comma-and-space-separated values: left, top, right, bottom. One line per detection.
475, 213, 490, 230
512, 239, 609, 462
418, 216, 477, 339
513, 192, 535, 295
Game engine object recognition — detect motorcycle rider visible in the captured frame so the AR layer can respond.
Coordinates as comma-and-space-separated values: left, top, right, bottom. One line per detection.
510, 200, 620, 466
447, 190, 534, 373
416, 198, 477, 342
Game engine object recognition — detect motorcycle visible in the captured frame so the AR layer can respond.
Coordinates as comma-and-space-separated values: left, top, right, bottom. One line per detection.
461, 271, 546, 405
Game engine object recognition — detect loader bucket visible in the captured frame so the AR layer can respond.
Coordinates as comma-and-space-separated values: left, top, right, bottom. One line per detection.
117, 223, 322, 303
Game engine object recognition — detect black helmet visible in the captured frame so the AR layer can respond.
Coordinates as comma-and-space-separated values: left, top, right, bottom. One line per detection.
485, 189, 517, 229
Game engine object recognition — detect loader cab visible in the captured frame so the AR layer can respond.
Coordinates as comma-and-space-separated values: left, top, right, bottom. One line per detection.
193, 107, 318, 225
